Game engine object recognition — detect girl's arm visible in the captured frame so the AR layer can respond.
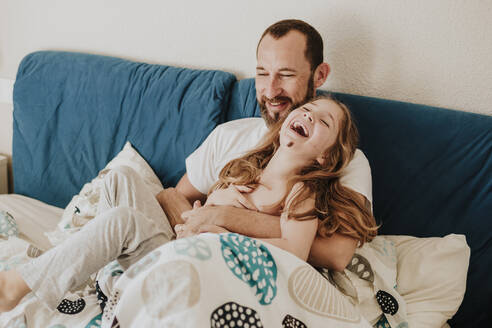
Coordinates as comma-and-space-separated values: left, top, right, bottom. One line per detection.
260, 212, 318, 261
259, 184, 318, 261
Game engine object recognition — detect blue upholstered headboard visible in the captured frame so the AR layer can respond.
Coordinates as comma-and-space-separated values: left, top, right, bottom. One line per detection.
13, 51, 491, 326
13, 51, 236, 208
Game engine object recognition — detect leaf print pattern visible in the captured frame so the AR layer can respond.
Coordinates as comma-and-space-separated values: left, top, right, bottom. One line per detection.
0, 211, 18, 238
85, 313, 102, 328
125, 250, 161, 278
282, 314, 307, 328
220, 233, 277, 305
57, 298, 86, 314
346, 254, 374, 283
174, 236, 212, 260
288, 266, 361, 322
211, 302, 263, 328
102, 260, 124, 277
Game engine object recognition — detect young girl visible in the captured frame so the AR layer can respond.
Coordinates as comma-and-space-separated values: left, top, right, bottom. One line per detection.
178, 95, 377, 261
0, 95, 376, 313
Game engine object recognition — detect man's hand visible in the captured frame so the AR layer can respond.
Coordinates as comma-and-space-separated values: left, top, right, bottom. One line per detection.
205, 185, 257, 210
180, 204, 282, 239
175, 201, 222, 238
174, 200, 228, 238
175, 221, 230, 239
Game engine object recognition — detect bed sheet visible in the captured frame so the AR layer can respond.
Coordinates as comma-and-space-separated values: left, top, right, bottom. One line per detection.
0, 194, 63, 250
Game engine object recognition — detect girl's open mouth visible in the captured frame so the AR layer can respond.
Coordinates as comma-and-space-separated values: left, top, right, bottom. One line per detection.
290, 121, 309, 137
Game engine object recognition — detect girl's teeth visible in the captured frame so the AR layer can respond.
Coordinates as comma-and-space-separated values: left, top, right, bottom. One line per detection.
291, 121, 308, 137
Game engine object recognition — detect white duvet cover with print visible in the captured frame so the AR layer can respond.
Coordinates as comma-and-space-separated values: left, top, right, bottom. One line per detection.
101, 233, 372, 328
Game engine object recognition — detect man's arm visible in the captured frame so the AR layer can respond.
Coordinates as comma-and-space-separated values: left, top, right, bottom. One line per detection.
180, 204, 356, 271
155, 174, 205, 230
181, 205, 282, 238
212, 206, 357, 271
155, 188, 192, 229
175, 173, 207, 204
166, 174, 369, 271
308, 233, 358, 272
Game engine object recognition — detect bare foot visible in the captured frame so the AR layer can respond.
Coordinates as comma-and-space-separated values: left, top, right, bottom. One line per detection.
0, 270, 31, 312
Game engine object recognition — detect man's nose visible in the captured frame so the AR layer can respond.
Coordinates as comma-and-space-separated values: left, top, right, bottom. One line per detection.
265, 77, 282, 99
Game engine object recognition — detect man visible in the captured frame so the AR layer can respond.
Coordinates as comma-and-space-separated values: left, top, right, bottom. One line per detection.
157, 19, 373, 272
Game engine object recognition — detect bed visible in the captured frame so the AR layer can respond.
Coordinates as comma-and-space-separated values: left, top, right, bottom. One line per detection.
1, 51, 490, 327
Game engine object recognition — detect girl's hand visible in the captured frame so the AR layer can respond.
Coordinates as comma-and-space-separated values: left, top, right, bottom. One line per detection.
205, 185, 258, 210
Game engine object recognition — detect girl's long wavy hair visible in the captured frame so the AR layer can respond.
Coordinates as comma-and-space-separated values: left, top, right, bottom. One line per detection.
211, 95, 377, 245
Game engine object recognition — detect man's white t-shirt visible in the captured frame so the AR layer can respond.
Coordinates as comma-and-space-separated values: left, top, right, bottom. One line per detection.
186, 117, 373, 203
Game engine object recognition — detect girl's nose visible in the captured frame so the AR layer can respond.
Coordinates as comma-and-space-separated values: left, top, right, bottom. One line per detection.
303, 112, 313, 122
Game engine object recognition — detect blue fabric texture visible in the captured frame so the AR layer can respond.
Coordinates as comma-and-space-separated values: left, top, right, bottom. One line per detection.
13, 51, 236, 208
227, 78, 492, 327
12, 55, 491, 327
224, 78, 260, 122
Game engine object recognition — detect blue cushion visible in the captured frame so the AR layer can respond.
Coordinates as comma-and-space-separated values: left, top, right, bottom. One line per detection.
13, 51, 236, 208
224, 78, 260, 122
227, 78, 492, 327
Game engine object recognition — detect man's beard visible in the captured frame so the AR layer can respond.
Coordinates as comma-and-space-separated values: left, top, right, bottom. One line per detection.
259, 75, 315, 127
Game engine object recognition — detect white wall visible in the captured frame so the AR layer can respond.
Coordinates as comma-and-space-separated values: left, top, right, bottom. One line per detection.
1, 0, 491, 167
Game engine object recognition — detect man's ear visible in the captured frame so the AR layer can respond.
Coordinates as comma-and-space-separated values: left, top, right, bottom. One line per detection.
313, 63, 330, 89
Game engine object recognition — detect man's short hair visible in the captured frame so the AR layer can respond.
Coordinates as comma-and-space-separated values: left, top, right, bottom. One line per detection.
257, 19, 324, 71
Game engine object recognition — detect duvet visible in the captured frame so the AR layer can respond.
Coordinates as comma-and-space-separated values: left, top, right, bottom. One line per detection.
0, 224, 372, 327
100, 233, 372, 328
0, 195, 405, 328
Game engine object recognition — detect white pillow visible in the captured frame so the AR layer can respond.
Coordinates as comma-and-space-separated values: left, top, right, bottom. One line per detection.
385, 234, 470, 328
46, 141, 163, 246
104, 142, 163, 196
